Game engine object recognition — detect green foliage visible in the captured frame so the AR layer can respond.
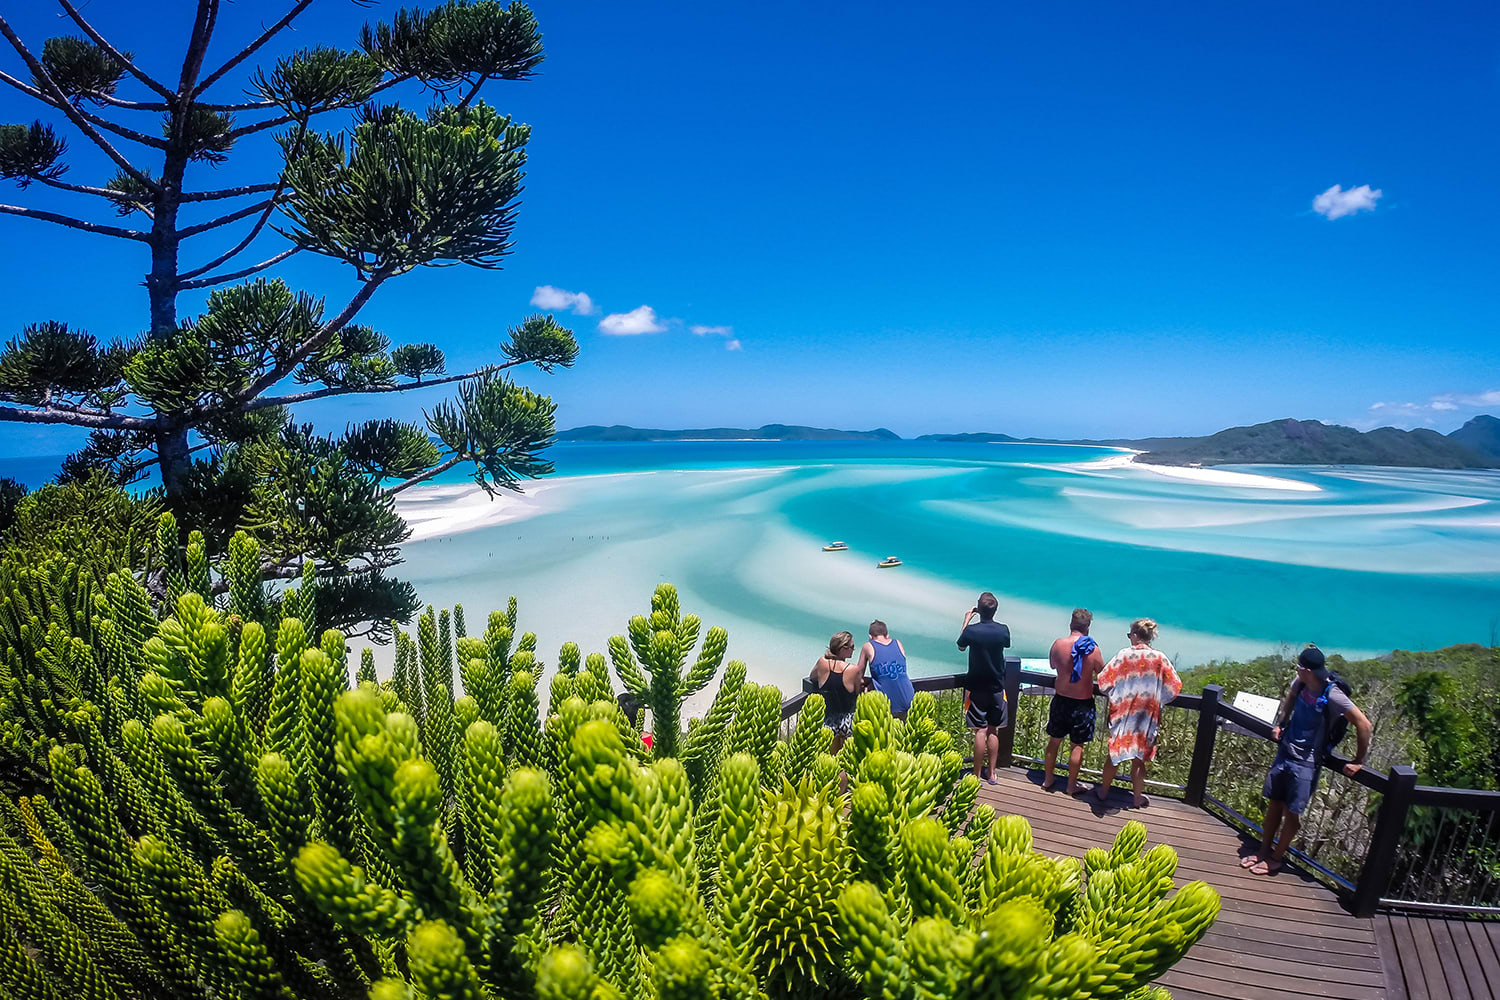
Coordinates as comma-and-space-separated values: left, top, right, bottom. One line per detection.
0, 120, 68, 185
38, 36, 129, 104
608, 583, 729, 760
281, 101, 529, 274
0, 578, 1220, 999
0, 1, 579, 635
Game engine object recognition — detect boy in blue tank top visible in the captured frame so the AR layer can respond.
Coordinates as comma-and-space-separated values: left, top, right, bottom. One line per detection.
859, 619, 915, 719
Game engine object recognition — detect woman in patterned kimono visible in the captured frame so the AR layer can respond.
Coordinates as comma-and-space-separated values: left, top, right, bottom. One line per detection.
1095, 618, 1182, 808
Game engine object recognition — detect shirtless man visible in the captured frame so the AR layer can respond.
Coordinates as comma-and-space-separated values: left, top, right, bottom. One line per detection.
1041, 608, 1104, 795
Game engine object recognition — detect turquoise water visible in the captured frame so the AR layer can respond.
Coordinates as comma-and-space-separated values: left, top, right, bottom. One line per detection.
392, 441, 1500, 691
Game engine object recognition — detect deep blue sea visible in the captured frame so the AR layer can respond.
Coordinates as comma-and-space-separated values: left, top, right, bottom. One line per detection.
10, 441, 1499, 689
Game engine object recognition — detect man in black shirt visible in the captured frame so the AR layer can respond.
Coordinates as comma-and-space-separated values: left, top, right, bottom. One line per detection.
957, 591, 1011, 785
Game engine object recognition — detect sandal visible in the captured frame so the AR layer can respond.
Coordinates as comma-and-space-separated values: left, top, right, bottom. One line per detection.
1238, 854, 1261, 869
1250, 858, 1282, 876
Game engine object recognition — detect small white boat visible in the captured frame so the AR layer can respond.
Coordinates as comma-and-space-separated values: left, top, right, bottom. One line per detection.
877, 555, 902, 568
822, 540, 849, 552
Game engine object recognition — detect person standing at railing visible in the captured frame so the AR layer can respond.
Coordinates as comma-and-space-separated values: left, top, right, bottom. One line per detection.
1241, 645, 1373, 876
809, 631, 863, 752
958, 592, 1011, 785
859, 620, 915, 720
1042, 608, 1105, 796
1095, 618, 1181, 809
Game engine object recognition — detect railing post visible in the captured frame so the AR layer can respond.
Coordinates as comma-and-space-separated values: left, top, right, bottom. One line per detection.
1352, 764, 1418, 918
1183, 684, 1221, 808
998, 656, 1021, 768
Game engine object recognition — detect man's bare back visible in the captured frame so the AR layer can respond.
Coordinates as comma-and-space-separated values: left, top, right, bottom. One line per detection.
1050, 632, 1102, 699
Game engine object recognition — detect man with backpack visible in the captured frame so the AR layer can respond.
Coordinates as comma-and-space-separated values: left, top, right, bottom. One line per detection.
1242, 645, 1373, 875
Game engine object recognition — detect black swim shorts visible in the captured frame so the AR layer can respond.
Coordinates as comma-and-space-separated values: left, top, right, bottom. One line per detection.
1046, 693, 1097, 745
965, 688, 1007, 729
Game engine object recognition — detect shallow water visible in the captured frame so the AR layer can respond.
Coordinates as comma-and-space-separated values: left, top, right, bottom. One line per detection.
393, 441, 1500, 693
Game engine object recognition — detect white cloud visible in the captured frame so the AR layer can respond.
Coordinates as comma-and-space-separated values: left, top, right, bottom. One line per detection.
1364, 389, 1500, 422
1431, 390, 1500, 411
598, 305, 666, 336
691, 324, 733, 336
530, 285, 596, 315
1312, 183, 1382, 220
724, 339, 742, 351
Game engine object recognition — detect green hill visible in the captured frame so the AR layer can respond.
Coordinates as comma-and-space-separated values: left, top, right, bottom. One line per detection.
915, 431, 1021, 443
1134, 418, 1498, 469
1449, 414, 1500, 462
557, 424, 901, 442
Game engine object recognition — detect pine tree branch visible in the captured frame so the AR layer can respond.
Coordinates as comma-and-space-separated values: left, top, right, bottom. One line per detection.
57, 0, 177, 102
195, 0, 316, 97
177, 0, 221, 96
95, 94, 171, 111
179, 182, 279, 202
176, 195, 283, 278
0, 71, 167, 149
0, 202, 149, 240
178, 198, 275, 237
34, 174, 137, 203
386, 455, 463, 496
198, 99, 278, 112
227, 76, 406, 140
216, 264, 399, 413
0, 402, 156, 430
178, 121, 310, 280
0, 16, 161, 184
245, 360, 527, 410
177, 245, 300, 288
456, 76, 486, 110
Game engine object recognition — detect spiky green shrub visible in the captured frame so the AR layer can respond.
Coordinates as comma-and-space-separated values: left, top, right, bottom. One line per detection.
0, 575, 1219, 1000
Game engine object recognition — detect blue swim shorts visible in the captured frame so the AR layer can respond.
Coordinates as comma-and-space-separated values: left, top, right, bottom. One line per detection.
1263, 754, 1320, 815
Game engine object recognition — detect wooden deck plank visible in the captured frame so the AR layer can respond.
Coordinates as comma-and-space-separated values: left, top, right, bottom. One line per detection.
1409, 918, 1453, 1000
1441, 918, 1488, 1000
968, 764, 1391, 999
1464, 922, 1500, 1000
1168, 958, 1387, 1000
1374, 917, 1411, 1000
1390, 916, 1433, 1000
1185, 943, 1387, 987
1427, 918, 1474, 1000
1192, 919, 1381, 966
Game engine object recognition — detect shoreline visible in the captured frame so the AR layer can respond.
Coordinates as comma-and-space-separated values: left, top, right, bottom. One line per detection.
396, 448, 1326, 541
396, 450, 1327, 542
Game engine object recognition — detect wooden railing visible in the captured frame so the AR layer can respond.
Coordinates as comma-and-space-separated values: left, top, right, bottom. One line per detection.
787, 660, 1499, 919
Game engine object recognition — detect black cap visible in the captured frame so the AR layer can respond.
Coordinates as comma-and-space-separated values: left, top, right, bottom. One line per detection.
1298, 644, 1330, 681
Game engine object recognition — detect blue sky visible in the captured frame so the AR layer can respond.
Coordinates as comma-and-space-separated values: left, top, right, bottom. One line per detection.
2, 0, 1498, 460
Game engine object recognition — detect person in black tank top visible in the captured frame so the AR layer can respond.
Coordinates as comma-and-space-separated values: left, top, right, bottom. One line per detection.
810, 631, 861, 750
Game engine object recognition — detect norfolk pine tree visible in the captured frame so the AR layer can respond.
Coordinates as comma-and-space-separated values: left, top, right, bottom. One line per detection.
0, 1, 579, 637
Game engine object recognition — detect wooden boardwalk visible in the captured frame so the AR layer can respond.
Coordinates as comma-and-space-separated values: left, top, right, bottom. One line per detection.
977, 767, 1388, 1000
1375, 914, 1500, 1000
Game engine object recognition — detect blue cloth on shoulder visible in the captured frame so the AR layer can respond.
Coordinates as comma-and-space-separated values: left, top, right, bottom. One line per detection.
1070, 635, 1098, 683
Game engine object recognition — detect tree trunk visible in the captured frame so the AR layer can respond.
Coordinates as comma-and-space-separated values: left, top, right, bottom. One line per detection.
149, 109, 191, 499
156, 426, 192, 499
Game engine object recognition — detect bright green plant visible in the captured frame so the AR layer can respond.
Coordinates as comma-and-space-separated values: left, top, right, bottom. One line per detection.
0, 580, 1219, 1000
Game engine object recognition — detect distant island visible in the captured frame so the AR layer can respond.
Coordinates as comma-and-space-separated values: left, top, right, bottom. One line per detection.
1131, 417, 1498, 470
915, 432, 1022, 443
558, 424, 901, 442
562, 416, 1500, 469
